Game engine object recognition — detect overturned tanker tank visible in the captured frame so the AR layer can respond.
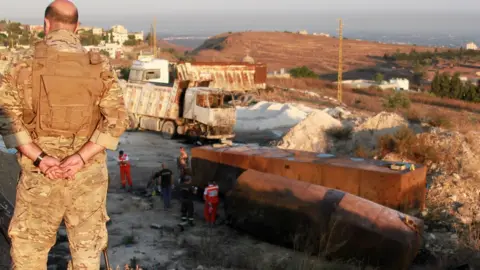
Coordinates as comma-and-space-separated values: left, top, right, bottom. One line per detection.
0, 151, 21, 267
190, 145, 426, 269
191, 145, 427, 213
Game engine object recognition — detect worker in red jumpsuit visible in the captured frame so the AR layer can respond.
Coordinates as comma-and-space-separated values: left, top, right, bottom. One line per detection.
203, 181, 219, 225
118, 150, 133, 191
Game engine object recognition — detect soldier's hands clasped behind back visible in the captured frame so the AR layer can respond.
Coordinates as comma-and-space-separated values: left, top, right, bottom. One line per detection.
41, 153, 86, 180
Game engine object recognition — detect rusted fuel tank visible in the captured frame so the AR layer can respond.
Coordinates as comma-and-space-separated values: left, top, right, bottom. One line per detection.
191, 145, 427, 213
0, 151, 21, 267
225, 169, 424, 270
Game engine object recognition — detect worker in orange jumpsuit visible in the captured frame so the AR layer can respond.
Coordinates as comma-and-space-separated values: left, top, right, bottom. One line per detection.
118, 150, 133, 191
203, 181, 219, 225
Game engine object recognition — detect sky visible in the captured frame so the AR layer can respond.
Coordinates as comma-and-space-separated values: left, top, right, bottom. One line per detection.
1, 0, 480, 37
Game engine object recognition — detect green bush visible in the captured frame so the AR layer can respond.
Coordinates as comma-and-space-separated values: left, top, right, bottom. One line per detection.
383, 91, 411, 110
289, 66, 318, 79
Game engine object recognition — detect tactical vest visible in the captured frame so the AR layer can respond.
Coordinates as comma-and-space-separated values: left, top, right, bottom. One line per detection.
22, 41, 104, 138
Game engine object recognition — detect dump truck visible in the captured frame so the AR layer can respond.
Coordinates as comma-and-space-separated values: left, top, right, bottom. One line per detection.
123, 58, 239, 141
189, 145, 427, 269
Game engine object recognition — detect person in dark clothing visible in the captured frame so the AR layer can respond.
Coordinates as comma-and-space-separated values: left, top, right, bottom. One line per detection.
152, 163, 173, 210
179, 175, 197, 225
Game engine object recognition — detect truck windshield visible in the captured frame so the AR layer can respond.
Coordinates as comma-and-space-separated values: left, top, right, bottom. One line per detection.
208, 94, 223, 108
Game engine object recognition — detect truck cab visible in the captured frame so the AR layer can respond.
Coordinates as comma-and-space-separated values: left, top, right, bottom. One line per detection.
183, 88, 236, 139
128, 57, 176, 86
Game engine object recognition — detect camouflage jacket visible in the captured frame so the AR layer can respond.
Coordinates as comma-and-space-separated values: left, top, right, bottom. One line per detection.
0, 29, 129, 166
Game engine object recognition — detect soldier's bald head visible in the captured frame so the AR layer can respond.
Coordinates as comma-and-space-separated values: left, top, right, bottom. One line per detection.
44, 0, 79, 33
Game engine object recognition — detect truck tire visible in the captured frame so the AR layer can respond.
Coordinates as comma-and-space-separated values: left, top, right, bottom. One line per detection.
161, 121, 176, 139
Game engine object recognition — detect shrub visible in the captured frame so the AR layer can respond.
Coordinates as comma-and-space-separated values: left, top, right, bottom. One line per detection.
405, 109, 422, 123
289, 66, 318, 79
427, 112, 453, 129
377, 126, 439, 164
383, 91, 411, 110
326, 126, 353, 140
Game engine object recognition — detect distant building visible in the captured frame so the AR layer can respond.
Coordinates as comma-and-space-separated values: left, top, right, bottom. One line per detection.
92, 27, 103, 35
111, 25, 128, 34
466, 42, 478, 50
267, 68, 291, 79
297, 30, 308, 35
387, 78, 409, 91
28, 25, 44, 34
132, 31, 144, 41
84, 41, 124, 59
312, 32, 330, 37
339, 78, 410, 91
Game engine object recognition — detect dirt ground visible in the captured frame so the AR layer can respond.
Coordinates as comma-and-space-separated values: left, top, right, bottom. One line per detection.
40, 131, 360, 270
193, 31, 437, 75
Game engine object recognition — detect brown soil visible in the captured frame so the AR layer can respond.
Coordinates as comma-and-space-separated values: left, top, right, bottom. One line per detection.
192, 31, 437, 74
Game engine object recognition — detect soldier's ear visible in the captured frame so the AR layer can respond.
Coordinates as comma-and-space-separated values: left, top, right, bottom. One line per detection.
44, 18, 50, 35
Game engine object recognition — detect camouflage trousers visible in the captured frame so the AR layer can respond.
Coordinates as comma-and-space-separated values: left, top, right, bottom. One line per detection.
8, 161, 110, 270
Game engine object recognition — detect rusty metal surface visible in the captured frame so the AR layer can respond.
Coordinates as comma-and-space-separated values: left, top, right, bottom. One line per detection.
176, 62, 267, 92
226, 169, 423, 270
0, 152, 20, 268
123, 82, 180, 121
191, 145, 427, 213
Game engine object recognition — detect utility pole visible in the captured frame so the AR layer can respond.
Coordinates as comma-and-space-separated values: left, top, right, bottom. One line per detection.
337, 18, 343, 103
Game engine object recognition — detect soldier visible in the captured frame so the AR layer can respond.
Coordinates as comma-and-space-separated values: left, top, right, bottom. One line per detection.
0, 1, 128, 269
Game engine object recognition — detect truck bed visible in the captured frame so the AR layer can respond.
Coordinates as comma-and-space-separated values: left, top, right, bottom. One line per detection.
123, 83, 180, 120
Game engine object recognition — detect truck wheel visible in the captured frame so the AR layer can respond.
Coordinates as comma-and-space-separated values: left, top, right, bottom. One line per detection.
161, 121, 176, 139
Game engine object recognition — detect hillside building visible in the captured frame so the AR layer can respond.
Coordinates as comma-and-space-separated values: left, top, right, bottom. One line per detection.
84, 41, 124, 59
465, 42, 478, 50
111, 25, 129, 44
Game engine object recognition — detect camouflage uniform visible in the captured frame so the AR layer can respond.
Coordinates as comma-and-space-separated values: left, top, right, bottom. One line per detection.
0, 29, 128, 269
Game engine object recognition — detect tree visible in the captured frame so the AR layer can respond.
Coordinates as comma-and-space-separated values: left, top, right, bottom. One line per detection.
37, 31, 45, 38
431, 72, 441, 95
439, 72, 451, 97
374, 73, 384, 84
288, 66, 318, 79
450, 72, 463, 99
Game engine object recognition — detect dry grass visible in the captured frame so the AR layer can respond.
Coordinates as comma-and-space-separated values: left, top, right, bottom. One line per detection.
377, 126, 439, 164
186, 231, 365, 270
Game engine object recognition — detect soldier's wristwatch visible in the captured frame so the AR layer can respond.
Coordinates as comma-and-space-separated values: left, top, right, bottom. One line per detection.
33, 152, 47, 167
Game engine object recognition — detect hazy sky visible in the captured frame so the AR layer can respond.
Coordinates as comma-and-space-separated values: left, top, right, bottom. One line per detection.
1, 0, 479, 36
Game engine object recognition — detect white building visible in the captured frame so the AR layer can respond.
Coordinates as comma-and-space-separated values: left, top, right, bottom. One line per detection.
339, 78, 409, 91
313, 32, 330, 37
110, 25, 129, 45
466, 42, 478, 50
297, 30, 308, 35
84, 41, 123, 59
92, 27, 103, 35
28, 25, 44, 34
132, 31, 144, 41
387, 78, 409, 91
